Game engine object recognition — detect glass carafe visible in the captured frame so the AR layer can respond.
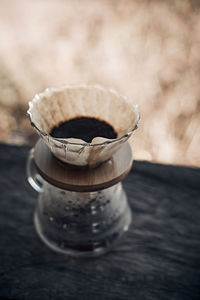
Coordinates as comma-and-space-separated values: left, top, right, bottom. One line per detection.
27, 150, 132, 257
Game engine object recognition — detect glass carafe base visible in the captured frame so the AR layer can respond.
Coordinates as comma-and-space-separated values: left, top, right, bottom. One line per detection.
34, 183, 132, 257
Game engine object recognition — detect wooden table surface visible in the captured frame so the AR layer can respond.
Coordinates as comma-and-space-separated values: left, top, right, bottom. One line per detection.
0, 143, 200, 300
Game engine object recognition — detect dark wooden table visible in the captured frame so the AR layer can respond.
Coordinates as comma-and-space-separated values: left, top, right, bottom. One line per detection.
0, 143, 200, 300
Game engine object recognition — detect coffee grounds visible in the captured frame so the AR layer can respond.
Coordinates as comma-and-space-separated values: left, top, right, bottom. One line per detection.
50, 117, 117, 143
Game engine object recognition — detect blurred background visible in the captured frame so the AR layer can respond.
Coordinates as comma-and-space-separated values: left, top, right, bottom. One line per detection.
0, 0, 200, 166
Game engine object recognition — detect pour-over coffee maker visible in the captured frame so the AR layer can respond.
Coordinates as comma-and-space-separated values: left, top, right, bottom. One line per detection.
27, 85, 140, 257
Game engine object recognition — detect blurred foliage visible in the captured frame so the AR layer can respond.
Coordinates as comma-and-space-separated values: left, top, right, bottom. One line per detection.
0, 0, 200, 166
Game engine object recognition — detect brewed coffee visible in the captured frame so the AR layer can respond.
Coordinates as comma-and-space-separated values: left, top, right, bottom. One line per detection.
50, 117, 117, 143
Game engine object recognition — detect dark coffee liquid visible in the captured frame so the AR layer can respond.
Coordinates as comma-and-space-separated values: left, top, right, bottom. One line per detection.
50, 117, 117, 143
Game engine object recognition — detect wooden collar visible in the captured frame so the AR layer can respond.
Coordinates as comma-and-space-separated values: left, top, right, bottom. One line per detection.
33, 139, 133, 192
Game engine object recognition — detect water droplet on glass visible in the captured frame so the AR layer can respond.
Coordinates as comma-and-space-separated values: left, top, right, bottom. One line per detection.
63, 224, 67, 229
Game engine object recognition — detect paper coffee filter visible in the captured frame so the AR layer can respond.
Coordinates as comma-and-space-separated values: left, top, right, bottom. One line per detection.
28, 84, 140, 166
